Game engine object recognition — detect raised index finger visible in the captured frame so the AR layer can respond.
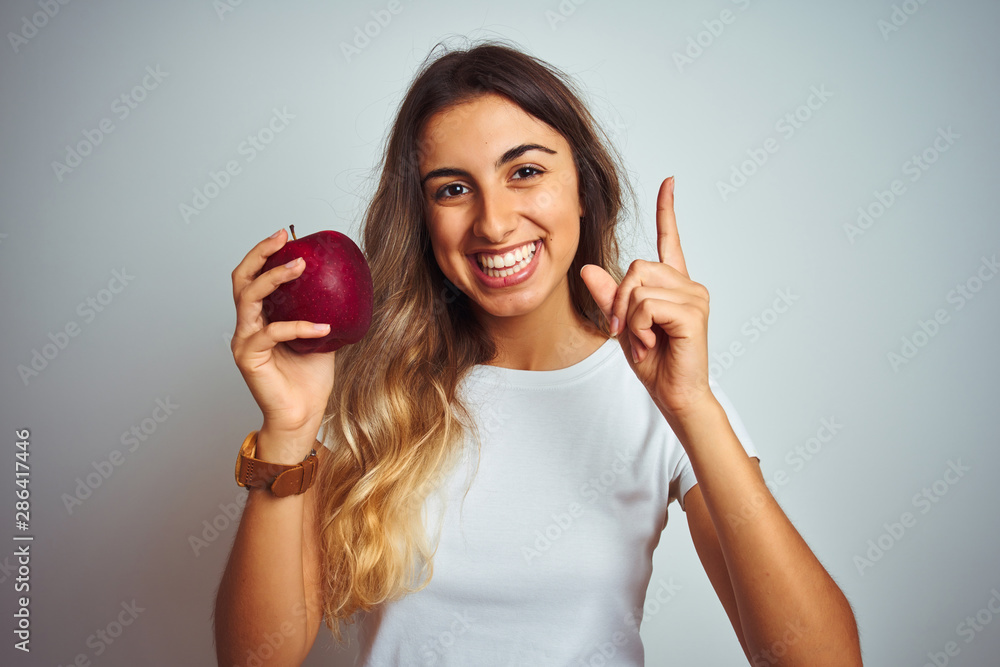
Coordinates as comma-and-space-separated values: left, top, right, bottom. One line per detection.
656, 176, 688, 278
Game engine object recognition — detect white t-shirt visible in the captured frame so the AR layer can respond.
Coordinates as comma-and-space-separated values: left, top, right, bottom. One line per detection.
346, 338, 759, 666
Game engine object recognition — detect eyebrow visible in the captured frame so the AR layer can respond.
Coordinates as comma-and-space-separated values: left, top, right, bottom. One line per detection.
419, 143, 557, 187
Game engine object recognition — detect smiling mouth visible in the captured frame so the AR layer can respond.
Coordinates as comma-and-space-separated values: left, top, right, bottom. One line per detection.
475, 241, 538, 278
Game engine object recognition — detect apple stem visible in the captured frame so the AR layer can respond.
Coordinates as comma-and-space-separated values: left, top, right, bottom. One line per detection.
289, 225, 297, 240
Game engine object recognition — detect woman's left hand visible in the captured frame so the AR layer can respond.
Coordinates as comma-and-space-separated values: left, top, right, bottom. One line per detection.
581, 176, 714, 420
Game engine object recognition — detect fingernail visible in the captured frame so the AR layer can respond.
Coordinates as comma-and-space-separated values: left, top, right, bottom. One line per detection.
313, 323, 330, 332
630, 341, 638, 364
610, 316, 620, 336
668, 176, 675, 195
284, 257, 301, 268
270, 229, 283, 239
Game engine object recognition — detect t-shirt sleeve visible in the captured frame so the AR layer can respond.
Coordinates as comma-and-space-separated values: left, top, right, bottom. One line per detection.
668, 375, 760, 512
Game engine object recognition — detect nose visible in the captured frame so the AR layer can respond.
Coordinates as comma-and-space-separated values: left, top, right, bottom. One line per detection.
472, 185, 517, 244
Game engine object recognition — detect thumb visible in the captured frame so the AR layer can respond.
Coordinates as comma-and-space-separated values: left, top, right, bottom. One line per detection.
580, 264, 618, 330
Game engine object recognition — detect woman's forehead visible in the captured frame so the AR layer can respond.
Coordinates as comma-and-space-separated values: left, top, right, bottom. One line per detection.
417, 95, 568, 166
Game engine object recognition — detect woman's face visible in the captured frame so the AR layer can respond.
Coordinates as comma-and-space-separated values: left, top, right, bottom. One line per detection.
418, 93, 585, 323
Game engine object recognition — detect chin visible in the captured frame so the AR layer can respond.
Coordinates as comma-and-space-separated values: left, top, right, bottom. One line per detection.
468, 287, 552, 321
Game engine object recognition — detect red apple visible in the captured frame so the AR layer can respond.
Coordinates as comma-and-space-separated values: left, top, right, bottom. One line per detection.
261, 225, 373, 353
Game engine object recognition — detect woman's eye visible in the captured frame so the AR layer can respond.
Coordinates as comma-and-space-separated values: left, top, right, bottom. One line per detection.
436, 183, 469, 200
513, 165, 544, 180
433, 167, 543, 200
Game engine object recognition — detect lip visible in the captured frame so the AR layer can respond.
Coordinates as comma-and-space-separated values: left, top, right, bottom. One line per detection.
467, 240, 542, 289
468, 240, 540, 257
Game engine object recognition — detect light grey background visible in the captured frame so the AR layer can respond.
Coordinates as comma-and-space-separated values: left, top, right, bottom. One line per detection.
2, 0, 998, 665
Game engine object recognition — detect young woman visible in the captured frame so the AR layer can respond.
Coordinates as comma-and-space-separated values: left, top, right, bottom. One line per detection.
215, 41, 862, 666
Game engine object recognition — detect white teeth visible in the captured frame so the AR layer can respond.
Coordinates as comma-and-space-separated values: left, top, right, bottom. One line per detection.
485, 258, 530, 278
477, 241, 539, 277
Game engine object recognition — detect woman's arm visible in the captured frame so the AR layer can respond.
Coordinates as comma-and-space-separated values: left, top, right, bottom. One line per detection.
675, 405, 862, 666
219, 228, 342, 664
684, 465, 756, 660
581, 177, 861, 664
213, 429, 326, 666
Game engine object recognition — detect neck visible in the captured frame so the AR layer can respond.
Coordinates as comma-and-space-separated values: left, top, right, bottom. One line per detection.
474, 277, 609, 371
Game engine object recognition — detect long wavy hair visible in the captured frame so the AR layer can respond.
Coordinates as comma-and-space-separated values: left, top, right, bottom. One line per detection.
315, 39, 635, 642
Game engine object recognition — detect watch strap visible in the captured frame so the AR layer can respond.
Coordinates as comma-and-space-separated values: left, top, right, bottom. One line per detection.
235, 431, 319, 497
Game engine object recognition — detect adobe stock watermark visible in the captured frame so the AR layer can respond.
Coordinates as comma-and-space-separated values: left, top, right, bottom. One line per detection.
380, 95, 488, 189
886, 252, 997, 372
844, 126, 959, 244
725, 486, 775, 530
577, 577, 682, 666
51, 65, 169, 183
189, 489, 248, 557
339, 0, 407, 63
717, 84, 833, 202
61, 397, 180, 515
213, 0, 245, 21
7, 0, 74, 55
56, 599, 144, 667
382, 76, 571, 187
853, 458, 970, 576
672, 0, 753, 73
419, 610, 475, 664
761, 416, 845, 495
520, 500, 585, 565
238, 620, 299, 667
17, 267, 135, 386
709, 288, 800, 380
603, 109, 629, 145
557, 316, 604, 360
178, 107, 295, 224
920, 586, 1000, 667
545, 0, 588, 32
429, 277, 466, 318
878, 0, 933, 41
0, 555, 15, 584
749, 619, 807, 666
521, 446, 638, 564
233, 598, 323, 667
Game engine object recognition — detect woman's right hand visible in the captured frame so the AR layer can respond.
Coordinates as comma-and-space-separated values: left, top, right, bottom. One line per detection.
230, 228, 338, 462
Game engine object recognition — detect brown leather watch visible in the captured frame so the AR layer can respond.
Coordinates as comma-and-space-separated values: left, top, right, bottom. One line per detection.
235, 431, 319, 497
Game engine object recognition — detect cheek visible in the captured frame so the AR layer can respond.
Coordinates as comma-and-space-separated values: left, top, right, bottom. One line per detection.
428, 235, 449, 274
427, 216, 464, 271
526, 184, 572, 215
553, 219, 582, 267
528, 172, 582, 220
